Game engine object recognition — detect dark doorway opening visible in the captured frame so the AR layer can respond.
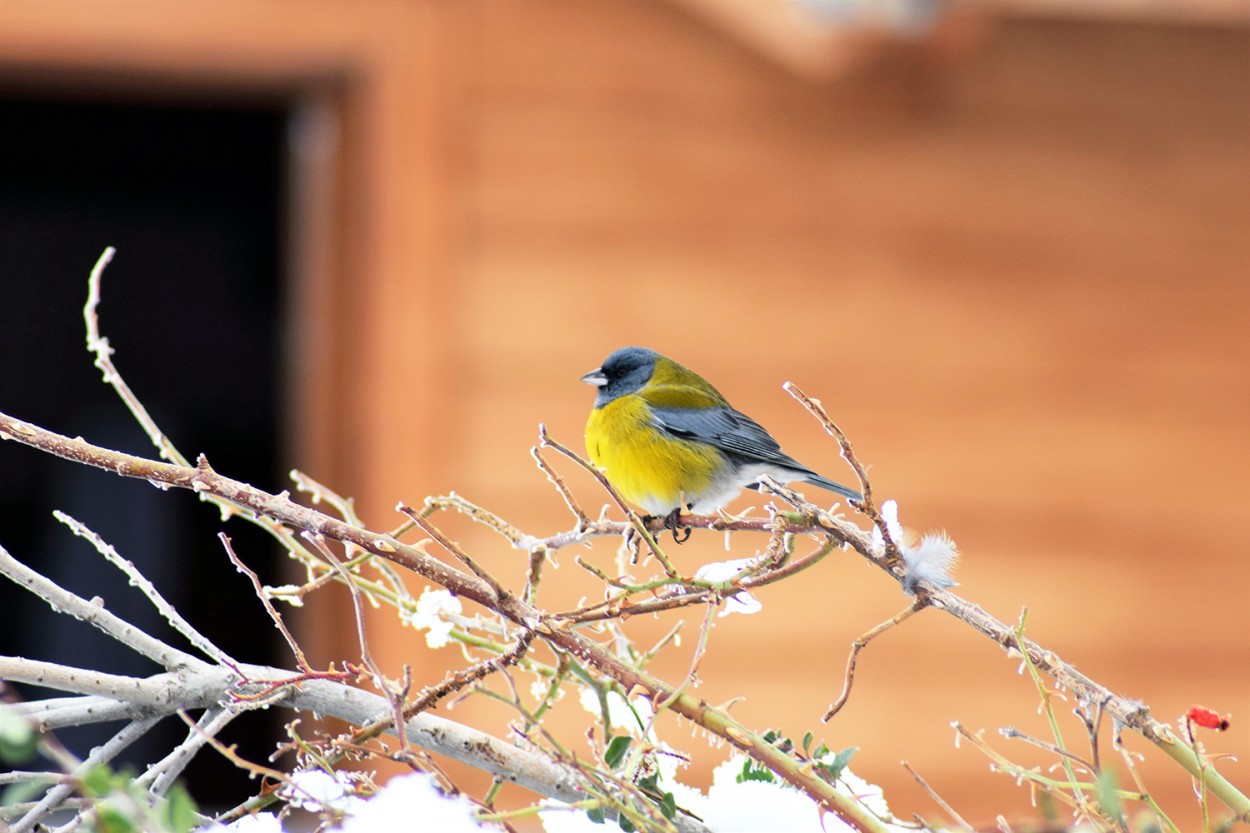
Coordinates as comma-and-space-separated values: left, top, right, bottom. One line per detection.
0, 92, 290, 809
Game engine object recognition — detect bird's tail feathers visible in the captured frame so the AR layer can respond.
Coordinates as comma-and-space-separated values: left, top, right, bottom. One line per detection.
801, 472, 862, 502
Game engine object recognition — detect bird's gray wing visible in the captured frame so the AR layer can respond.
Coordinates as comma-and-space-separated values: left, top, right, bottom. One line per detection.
652, 405, 862, 500
649, 406, 798, 467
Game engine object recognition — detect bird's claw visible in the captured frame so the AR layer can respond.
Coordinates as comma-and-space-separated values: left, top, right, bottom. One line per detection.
662, 507, 691, 544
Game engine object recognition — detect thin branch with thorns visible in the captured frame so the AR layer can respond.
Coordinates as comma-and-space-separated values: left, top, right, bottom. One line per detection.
2, 248, 1246, 833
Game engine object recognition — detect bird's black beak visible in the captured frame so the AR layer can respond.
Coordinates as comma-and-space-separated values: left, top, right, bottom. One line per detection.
580, 367, 607, 387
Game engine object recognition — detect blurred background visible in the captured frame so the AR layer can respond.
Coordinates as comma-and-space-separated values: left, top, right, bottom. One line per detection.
0, 0, 1246, 829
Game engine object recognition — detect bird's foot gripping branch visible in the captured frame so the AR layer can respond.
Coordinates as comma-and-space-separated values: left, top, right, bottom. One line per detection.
0, 249, 1245, 833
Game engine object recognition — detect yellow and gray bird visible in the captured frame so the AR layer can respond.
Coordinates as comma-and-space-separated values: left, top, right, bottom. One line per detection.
581, 347, 861, 522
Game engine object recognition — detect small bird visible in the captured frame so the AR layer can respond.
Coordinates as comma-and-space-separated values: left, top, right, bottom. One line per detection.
581, 347, 861, 530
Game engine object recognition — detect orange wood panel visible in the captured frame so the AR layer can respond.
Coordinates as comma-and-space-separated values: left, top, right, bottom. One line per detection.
2, 1, 1248, 830
451, 3, 1250, 828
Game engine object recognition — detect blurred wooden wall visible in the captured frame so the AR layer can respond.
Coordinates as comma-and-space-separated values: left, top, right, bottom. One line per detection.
3, 1, 1247, 829
439, 2, 1250, 828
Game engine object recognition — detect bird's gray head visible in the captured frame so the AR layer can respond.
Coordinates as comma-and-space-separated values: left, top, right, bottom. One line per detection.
581, 346, 658, 408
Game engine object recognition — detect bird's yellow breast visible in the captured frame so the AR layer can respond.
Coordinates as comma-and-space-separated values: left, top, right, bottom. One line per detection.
584, 394, 724, 514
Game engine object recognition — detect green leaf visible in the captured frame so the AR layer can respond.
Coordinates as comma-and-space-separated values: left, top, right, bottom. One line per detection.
763, 731, 793, 753
81, 764, 119, 798
162, 784, 198, 833
96, 803, 137, 833
619, 816, 636, 832
587, 805, 606, 824
735, 757, 776, 784
0, 705, 38, 764
3, 776, 55, 808
801, 731, 814, 754
1096, 768, 1123, 822
604, 735, 632, 770
831, 746, 857, 773
1036, 788, 1059, 820
816, 746, 858, 782
659, 791, 677, 820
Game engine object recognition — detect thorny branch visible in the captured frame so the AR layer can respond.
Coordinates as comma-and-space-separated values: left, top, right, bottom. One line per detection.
1, 248, 1245, 831
3, 406, 1246, 824
0, 541, 586, 801
0, 414, 893, 831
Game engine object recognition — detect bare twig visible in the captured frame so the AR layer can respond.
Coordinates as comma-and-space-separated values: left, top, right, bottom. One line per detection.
83, 248, 189, 470
824, 600, 926, 721
901, 761, 976, 832
1076, 694, 1109, 773
1117, 744, 1182, 833
309, 531, 411, 745
174, 709, 290, 785
290, 468, 362, 525
556, 536, 841, 625
648, 602, 717, 727
524, 546, 546, 605
1, 657, 177, 705
398, 502, 511, 602
1014, 608, 1091, 815
0, 539, 606, 812
538, 425, 680, 579
532, 443, 590, 526
781, 384, 872, 508
782, 383, 903, 567
0, 542, 195, 670
424, 493, 529, 548
54, 511, 241, 672
4, 407, 1248, 826
999, 725, 1095, 772
137, 706, 239, 796
305, 532, 378, 675
8, 652, 586, 806
0, 771, 59, 787
220, 532, 311, 672
407, 629, 536, 717
952, 721, 1143, 832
